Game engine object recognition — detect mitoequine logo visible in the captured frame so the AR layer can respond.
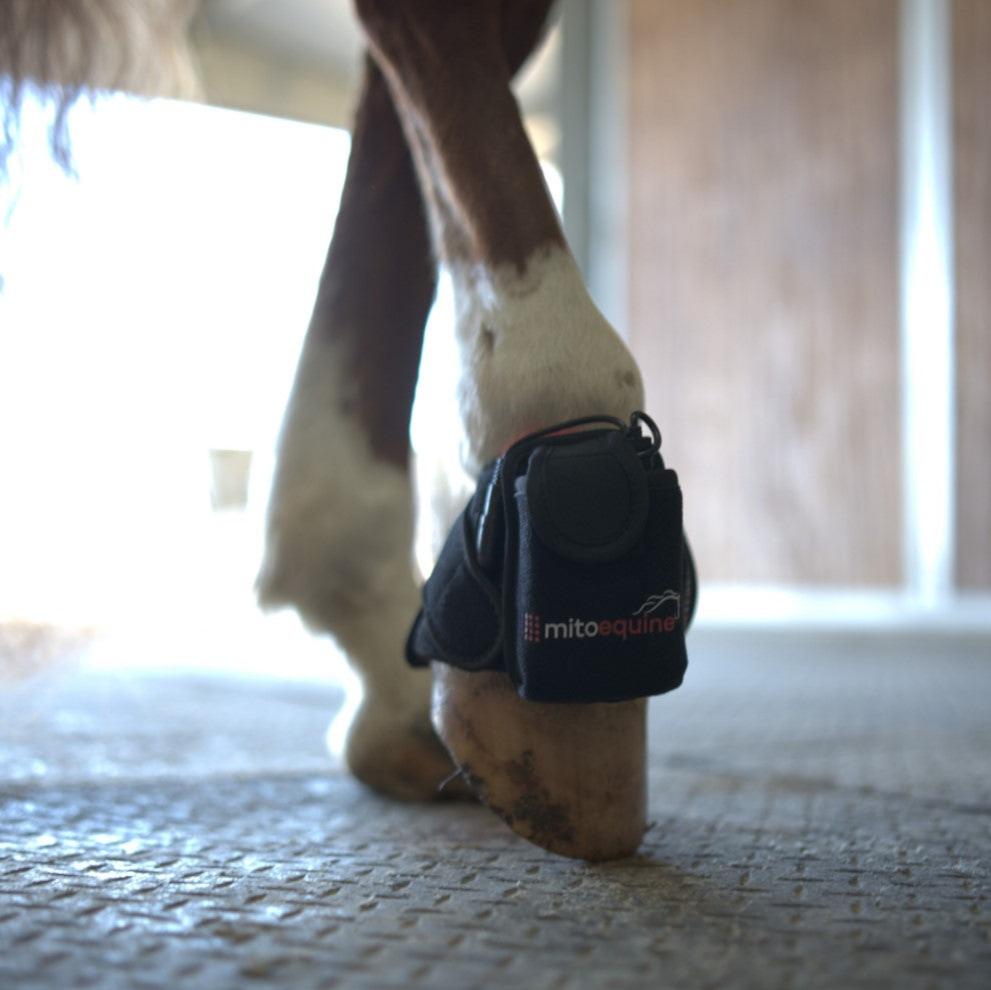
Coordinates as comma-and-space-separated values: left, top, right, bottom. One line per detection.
523, 591, 682, 644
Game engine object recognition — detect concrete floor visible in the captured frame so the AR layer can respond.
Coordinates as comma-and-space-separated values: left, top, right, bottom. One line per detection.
0, 629, 989, 988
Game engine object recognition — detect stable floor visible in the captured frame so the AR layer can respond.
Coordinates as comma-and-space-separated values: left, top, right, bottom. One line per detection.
1, 629, 989, 989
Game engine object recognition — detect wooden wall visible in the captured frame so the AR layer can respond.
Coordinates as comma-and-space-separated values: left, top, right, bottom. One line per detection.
627, 0, 902, 586
954, 0, 991, 589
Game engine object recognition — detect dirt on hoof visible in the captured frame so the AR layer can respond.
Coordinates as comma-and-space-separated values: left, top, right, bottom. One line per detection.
432, 665, 647, 861
462, 750, 577, 850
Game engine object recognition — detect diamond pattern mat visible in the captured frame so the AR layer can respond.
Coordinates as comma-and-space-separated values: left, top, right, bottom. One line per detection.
1, 630, 989, 989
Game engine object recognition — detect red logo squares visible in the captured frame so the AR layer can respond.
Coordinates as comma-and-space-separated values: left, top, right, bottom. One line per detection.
523, 612, 541, 643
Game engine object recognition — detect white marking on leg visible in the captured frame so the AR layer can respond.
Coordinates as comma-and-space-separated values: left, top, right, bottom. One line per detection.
259, 334, 428, 719
452, 245, 644, 468
412, 245, 645, 571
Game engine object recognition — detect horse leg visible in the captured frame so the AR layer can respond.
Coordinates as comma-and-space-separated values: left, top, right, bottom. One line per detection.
258, 10, 569, 802
257, 58, 456, 800
357, 0, 649, 859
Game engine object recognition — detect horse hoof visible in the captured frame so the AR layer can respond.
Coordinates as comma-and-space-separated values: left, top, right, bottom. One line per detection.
431, 664, 647, 860
342, 699, 473, 802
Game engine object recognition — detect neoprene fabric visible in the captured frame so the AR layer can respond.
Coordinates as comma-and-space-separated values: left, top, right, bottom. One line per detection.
406, 414, 695, 703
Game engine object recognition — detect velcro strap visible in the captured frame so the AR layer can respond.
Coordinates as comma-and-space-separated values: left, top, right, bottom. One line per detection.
406, 508, 502, 671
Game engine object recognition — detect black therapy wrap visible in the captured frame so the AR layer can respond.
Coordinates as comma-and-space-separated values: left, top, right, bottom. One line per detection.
406, 413, 696, 703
